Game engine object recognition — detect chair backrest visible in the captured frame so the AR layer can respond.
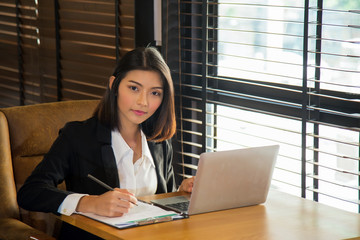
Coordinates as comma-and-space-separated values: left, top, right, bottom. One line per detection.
0, 100, 99, 236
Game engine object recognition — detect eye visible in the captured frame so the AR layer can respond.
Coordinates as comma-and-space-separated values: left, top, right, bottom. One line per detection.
152, 91, 162, 97
129, 86, 138, 91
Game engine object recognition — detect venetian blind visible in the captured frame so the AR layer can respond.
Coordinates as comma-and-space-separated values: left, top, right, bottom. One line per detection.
0, 0, 41, 107
58, 0, 135, 100
164, 0, 360, 213
0, 0, 135, 107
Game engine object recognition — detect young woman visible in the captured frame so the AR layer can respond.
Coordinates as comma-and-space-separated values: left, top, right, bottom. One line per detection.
17, 47, 194, 239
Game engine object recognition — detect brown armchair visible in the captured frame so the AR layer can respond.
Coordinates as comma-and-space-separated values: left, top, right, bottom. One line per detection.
0, 100, 99, 240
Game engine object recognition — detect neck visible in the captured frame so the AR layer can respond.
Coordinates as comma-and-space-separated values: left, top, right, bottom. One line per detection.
120, 125, 141, 149
120, 125, 143, 163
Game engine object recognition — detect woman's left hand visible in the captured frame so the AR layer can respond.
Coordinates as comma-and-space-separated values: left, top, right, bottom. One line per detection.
178, 177, 195, 193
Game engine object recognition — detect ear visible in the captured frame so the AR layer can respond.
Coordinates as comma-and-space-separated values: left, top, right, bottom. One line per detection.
109, 76, 115, 89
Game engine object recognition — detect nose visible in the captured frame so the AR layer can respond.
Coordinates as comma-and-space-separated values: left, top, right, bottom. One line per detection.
137, 91, 148, 106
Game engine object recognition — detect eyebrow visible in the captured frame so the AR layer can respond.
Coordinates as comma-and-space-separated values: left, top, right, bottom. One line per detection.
128, 80, 163, 90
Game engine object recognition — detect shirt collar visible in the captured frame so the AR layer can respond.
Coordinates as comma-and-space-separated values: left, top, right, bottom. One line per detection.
140, 131, 155, 168
111, 129, 155, 168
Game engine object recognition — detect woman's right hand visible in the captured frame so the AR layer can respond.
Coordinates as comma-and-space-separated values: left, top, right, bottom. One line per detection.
76, 188, 137, 217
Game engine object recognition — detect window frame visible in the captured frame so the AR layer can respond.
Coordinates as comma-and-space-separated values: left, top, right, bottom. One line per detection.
163, 0, 360, 213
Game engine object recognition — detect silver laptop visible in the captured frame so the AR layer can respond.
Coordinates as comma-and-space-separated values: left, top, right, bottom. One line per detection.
151, 145, 279, 215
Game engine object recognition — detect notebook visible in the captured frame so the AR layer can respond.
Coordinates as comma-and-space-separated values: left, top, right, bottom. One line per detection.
151, 145, 279, 215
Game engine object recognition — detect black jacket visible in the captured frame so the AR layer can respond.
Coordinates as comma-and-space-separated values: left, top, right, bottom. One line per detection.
17, 117, 176, 238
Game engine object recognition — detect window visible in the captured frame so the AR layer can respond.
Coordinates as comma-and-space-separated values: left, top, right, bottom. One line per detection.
164, 0, 360, 213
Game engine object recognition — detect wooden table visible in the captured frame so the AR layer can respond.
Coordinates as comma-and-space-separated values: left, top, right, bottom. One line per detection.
59, 190, 360, 240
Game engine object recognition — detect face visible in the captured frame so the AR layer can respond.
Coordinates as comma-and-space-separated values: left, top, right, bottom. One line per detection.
111, 70, 164, 129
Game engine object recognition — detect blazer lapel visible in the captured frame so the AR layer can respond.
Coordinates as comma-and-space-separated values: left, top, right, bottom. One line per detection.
148, 141, 167, 193
96, 121, 120, 188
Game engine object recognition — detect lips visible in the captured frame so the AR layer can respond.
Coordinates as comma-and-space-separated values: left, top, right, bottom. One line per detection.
132, 110, 146, 116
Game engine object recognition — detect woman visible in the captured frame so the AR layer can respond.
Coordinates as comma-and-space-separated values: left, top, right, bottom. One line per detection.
17, 47, 194, 239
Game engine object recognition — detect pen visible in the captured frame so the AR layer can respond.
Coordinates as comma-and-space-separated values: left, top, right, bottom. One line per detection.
87, 174, 138, 206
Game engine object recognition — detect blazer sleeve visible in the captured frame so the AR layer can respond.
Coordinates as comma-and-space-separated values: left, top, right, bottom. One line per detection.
152, 139, 177, 194
164, 139, 177, 193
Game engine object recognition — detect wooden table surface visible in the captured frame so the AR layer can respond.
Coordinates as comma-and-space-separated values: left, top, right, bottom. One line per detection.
59, 190, 360, 240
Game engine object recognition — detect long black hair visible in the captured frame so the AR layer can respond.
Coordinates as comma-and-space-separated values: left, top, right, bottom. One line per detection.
94, 47, 176, 142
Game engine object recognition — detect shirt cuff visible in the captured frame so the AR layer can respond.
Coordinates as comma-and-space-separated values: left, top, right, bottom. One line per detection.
58, 193, 88, 216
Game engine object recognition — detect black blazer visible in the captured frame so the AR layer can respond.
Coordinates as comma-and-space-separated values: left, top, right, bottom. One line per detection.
17, 116, 176, 215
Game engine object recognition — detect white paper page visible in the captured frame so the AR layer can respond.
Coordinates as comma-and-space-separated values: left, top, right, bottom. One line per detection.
78, 201, 179, 228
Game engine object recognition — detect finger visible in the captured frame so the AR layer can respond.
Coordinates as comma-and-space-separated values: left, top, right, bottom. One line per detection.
128, 194, 138, 206
113, 189, 138, 206
120, 193, 138, 206
106, 205, 129, 217
186, 178, 195, 192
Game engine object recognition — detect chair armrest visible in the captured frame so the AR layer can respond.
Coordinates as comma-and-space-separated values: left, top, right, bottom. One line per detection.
0, 218, 55, 240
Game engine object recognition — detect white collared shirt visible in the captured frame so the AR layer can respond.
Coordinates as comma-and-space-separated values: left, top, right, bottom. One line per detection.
58, 129, 157, 216
111, 129, 157, 197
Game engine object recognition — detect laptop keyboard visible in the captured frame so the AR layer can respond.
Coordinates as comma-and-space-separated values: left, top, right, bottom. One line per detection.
166, 201, 189, 212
